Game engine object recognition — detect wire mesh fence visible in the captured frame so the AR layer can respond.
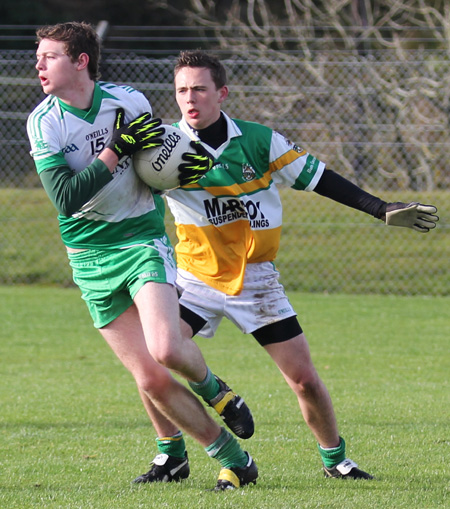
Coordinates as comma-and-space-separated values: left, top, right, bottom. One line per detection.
0, 45, 448, 294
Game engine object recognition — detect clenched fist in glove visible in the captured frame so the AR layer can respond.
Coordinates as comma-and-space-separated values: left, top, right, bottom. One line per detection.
384, 202, 439, 233
108, 108, 165, 158
178, 141, 215, 186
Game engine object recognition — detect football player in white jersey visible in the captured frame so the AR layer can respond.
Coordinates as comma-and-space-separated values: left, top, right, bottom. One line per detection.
134, 50, 439, 482
27, 24, 258, 491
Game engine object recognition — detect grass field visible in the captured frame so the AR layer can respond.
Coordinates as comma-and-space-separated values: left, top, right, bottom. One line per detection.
0, 286, 448, 508
1, 188, 449, 295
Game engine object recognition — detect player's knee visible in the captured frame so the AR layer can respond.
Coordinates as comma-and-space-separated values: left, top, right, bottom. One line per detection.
292, 371, 322, 399
136, 366, 173, 396
151, 346, 183, 371
299, 378, 320, 398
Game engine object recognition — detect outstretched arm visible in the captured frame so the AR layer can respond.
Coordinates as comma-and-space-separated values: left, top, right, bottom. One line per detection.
314, 169, 438, 233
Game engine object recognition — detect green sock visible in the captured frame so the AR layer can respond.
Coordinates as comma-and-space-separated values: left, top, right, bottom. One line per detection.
205, 427, 247, 469
156, 431, 186, 459
188, 367, 220, 402
318, 436, 346, 468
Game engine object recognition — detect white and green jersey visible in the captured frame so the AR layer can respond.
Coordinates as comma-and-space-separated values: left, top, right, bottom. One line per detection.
27, 82, 165, 249
166, 113, 325, 296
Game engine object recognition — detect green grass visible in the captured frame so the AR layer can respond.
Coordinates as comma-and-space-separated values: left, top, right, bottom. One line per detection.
0, 286, 448, 508
1, 188, 449, 294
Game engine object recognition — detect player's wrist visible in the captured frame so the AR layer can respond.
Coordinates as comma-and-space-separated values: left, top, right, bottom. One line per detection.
378, 203, 387, 220
99, 147, 121, 171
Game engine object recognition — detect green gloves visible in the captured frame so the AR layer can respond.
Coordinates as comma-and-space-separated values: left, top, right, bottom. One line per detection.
384, 202, 439, 232
108, 108, 164, 158
178, 141, 215, 186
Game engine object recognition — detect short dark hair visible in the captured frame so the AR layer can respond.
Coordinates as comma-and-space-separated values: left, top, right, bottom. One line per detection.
174, 50, 227, 89
36, 21, 101, 81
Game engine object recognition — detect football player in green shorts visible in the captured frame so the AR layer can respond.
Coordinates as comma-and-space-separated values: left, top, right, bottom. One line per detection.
133, 50, 439, 483
27, 23, 257, 491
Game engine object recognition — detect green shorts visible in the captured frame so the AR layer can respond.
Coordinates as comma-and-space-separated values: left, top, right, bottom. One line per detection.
68, 237, 176, 328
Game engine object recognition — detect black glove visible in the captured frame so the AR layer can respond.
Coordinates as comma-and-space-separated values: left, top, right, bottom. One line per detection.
384, 202, 439, 233
108, 108, 165, 158
178, 141, 215, 186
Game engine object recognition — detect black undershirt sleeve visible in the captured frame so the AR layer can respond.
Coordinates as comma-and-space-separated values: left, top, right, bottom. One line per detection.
39, 159, 113, 217
314, 168, 387, 219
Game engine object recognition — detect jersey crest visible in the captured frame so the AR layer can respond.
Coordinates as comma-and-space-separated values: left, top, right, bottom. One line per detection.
242, 163, 256, 181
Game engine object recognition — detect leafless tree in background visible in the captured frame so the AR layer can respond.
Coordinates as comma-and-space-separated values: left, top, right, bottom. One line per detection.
158, 0, 450, 190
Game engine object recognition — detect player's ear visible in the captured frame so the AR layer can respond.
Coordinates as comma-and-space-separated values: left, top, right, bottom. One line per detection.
218, 86, 229, 103
76, 53, 89, 71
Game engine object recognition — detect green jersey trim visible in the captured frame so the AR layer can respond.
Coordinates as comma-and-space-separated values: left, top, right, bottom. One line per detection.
291, 154, 321, 190
34, 152, 66, 174
60, 208, 166, 249
27, 97, 58, 157
57, 83, 119, 124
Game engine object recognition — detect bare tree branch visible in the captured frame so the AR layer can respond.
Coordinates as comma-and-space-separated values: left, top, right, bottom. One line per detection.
182, 0, 448, 190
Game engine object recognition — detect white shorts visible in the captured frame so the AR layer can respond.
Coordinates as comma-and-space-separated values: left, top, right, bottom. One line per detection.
176, 262, 297, 338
